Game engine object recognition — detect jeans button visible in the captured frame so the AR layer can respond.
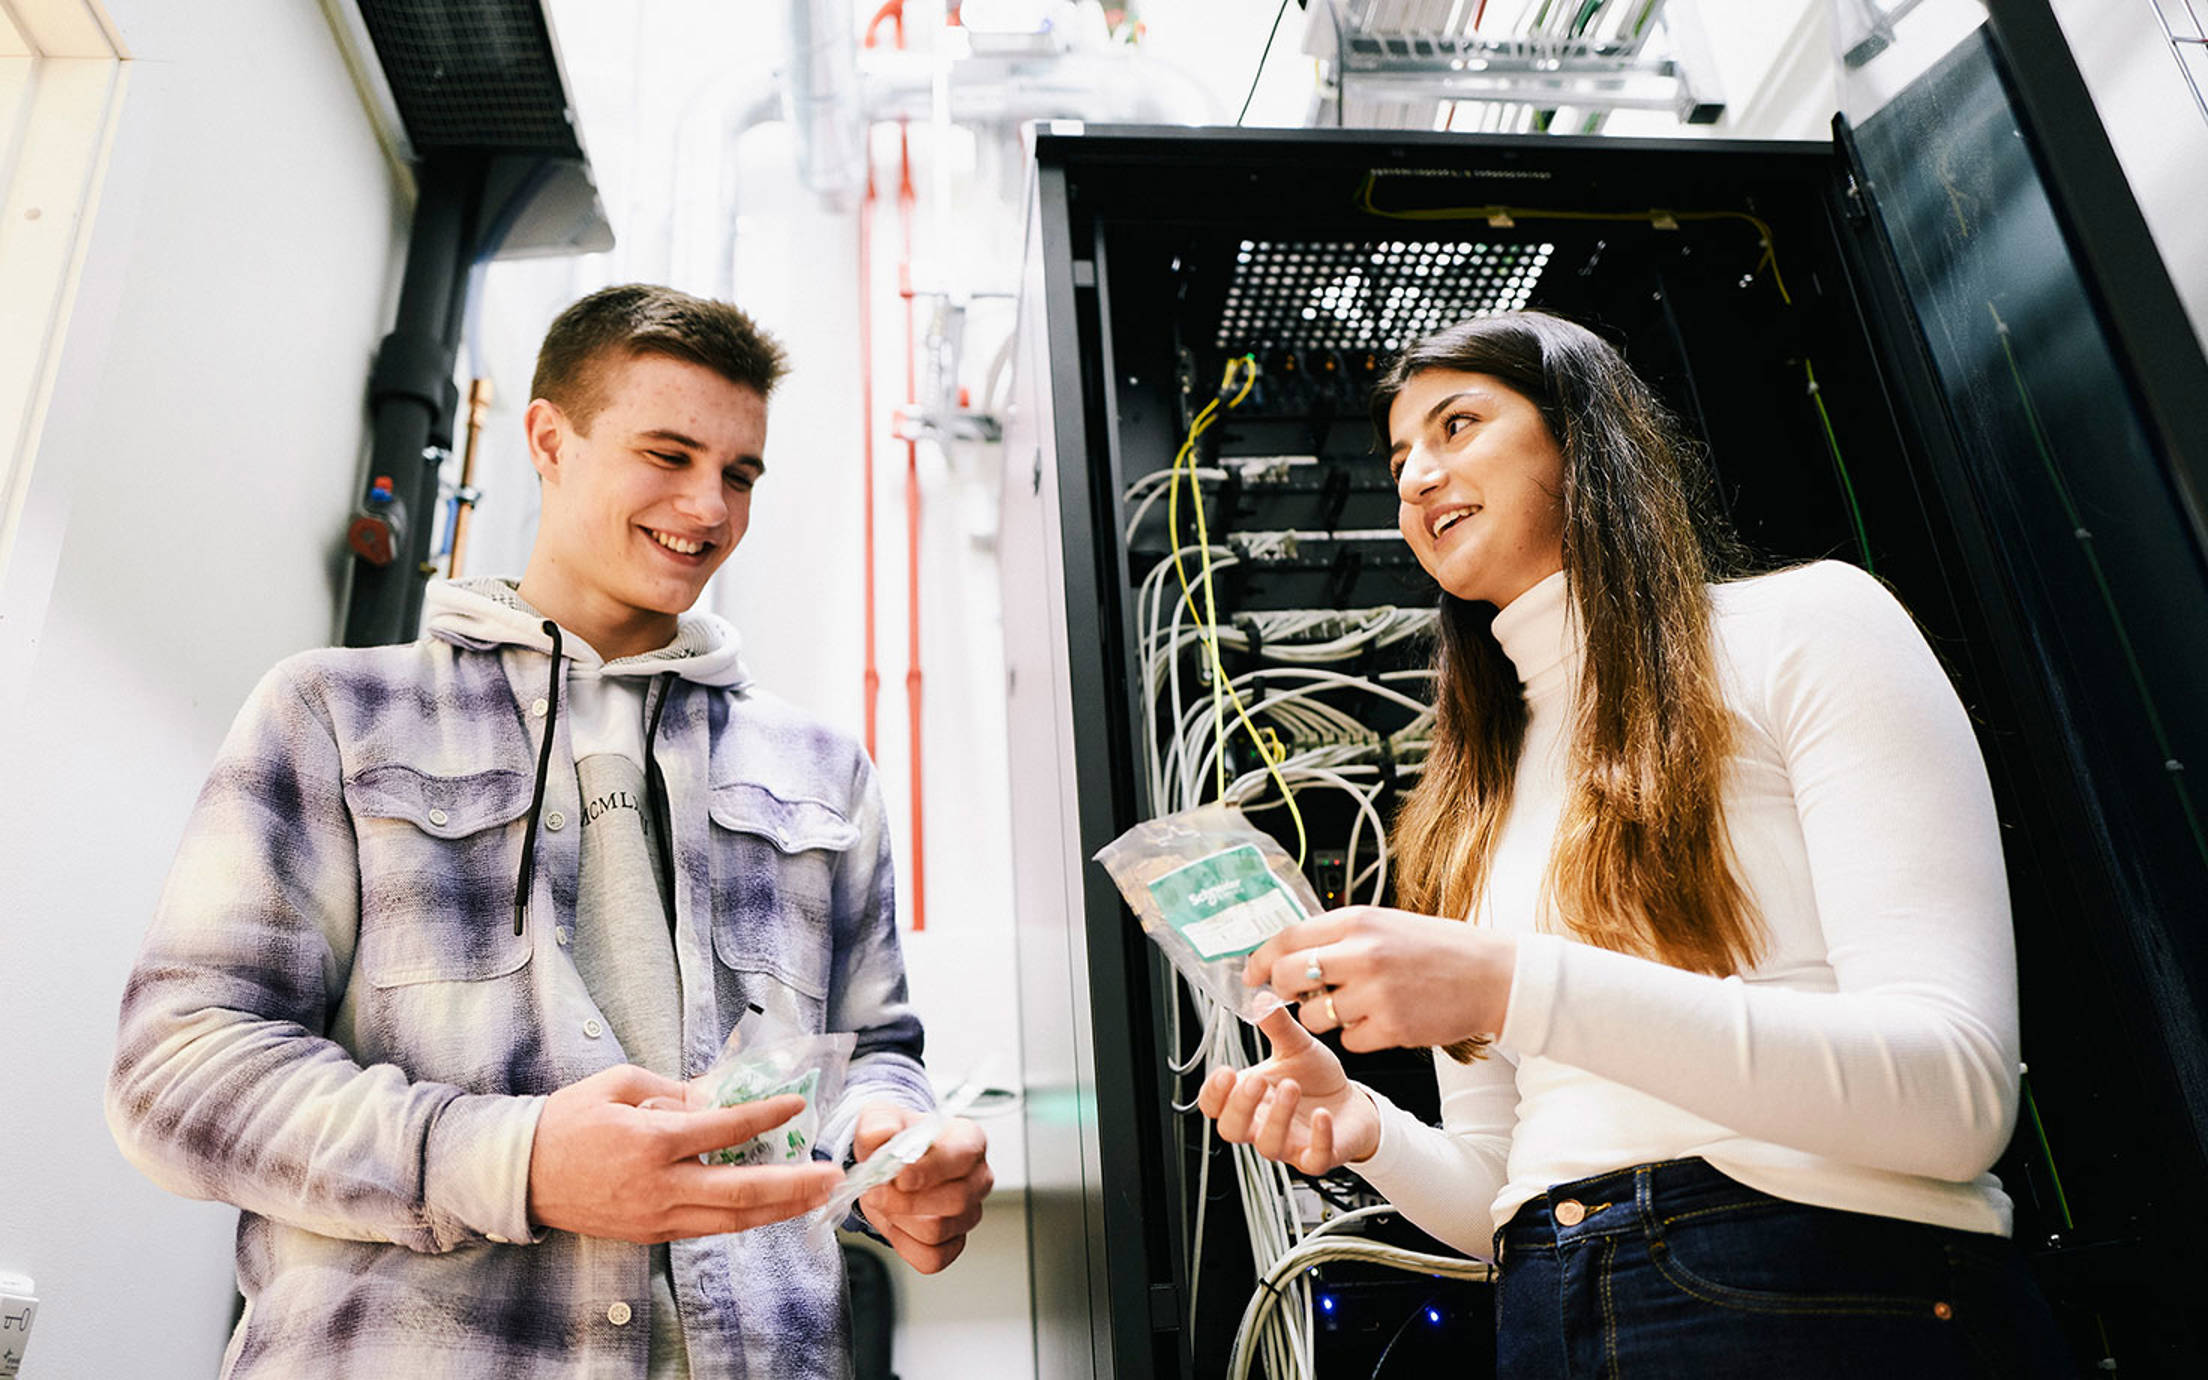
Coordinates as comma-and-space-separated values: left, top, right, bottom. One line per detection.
1554, 1199, 1585, 1227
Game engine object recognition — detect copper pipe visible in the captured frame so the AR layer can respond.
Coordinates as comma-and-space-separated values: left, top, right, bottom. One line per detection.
898, 118, 925, 934
448, 377, 492, 578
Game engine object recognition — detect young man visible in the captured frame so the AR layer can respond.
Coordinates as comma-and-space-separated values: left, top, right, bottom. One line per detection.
107, 284, 990, 1377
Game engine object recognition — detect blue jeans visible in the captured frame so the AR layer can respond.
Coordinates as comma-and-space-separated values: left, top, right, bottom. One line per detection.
1493, 1158, 2075, 1379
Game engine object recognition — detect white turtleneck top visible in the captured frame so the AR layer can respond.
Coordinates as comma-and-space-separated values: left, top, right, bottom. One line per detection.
1347, 561, 2020, 1256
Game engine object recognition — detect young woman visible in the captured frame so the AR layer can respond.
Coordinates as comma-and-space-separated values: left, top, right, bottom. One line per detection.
1197, 312, 2073, 1377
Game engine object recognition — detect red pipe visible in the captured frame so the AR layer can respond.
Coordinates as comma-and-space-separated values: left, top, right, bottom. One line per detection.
860, 0, 924, 932
897, 119, 926, 933
864, 0, 904, 48
858, 147, 880, 760
860, 0, 903, 768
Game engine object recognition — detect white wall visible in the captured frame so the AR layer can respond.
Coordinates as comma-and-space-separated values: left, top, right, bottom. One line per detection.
0, 0, 1043, 1369
0, 0, 406, 1374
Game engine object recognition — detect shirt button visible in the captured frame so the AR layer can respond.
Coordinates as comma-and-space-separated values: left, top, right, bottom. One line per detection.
427, 808, 449, 827
555, 926, 572, 947
545, 810, 567, 831
607, 1301, 632, 1326
584, 1018, 604, 1039
532, 697, 549, 718
485, 1232, 510, 1244
1553, 1199, 1586, 1227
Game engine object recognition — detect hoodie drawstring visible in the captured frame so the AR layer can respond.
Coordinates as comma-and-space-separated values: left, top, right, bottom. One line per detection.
643, 671, 677, 937
514, 620, 565, 935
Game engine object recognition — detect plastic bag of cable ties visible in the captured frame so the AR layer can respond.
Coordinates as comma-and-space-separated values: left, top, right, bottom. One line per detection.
805, 1077, 987, 1252
674, 1005, 854, 1167
1095, 803, 1321, 1023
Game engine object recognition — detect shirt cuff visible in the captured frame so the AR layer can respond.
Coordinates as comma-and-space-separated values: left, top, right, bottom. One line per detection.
1341, 1081, 1412, 1181
822, 1060, 936, 1168
1496, 931, 1566, 1058
424, 1091, 548, 1248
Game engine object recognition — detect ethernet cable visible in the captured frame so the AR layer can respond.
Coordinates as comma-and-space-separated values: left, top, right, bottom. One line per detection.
1129, 378, 1488, 1379
1164, 355, 1312, 865
1126, 466, 1226, 545
1227, 1231, 1493, 1380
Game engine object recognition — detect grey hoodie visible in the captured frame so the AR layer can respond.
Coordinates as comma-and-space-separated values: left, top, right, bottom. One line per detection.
423, 576, 753, 757
424, 575, 739, 1379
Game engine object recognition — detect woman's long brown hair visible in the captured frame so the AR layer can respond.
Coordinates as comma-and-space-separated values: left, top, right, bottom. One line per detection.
1373, 313, 1761, 1062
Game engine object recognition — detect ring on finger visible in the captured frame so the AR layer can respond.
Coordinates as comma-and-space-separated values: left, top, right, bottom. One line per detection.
1323, 991, 1340, 1027
1304, 956, 1325, 988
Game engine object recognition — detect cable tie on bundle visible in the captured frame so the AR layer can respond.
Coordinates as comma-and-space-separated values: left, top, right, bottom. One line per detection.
1236, 612, 1265, 663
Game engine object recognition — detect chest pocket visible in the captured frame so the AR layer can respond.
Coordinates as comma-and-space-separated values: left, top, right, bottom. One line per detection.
707, 783, 859, 1001
344, 764, 535, 987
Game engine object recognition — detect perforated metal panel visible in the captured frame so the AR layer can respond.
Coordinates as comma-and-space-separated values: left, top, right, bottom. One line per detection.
354, 0, 583, 157
1214, 238, 1554, 352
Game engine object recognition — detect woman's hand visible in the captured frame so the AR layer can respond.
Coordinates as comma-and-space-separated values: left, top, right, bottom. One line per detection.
1244, 906, 1517, 1053
1197, 1005, 1382, 1173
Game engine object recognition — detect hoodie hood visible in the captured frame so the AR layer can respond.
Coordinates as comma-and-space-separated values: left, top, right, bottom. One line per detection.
423, 576, 755, 691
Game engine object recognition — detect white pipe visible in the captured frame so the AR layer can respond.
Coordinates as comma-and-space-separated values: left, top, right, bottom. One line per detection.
787, 0, 867, 210
860, 47, 1222, 126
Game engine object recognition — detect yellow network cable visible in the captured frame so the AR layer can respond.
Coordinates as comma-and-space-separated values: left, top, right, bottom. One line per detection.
1352, 171, 1794, 306
1188, 360, 1255, 804
1351, 168, 1899, 590
1166, 354, 1310, 867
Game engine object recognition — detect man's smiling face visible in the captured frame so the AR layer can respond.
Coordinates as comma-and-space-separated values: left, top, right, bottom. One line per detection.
524, 349, 767, 653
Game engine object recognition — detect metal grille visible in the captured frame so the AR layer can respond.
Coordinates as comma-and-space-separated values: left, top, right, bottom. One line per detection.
355, 0, 582, 156
1215, 238, 1553, 351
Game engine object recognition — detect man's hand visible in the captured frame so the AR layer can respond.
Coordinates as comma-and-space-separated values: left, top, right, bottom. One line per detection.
527, 1065, 841, 1243
852, 1101, 993, 1274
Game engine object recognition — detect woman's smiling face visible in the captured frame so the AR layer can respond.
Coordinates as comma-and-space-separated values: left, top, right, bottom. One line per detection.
1388, 367, 1568, 609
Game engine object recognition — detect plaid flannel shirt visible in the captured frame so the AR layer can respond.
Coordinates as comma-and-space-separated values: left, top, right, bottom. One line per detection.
106, 627, 931, 1378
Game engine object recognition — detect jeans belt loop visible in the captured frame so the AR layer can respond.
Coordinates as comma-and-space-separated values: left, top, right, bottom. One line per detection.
1635, 1163, 1661, 1243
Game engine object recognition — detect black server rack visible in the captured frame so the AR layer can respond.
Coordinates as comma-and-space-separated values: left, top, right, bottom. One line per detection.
999, 10, 2208, 1378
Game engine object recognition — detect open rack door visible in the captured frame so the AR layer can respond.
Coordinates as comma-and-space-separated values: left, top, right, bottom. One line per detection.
1832, 6, 2208, 1370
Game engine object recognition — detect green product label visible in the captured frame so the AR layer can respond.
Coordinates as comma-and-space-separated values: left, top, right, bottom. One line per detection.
707, 1067, 821, 1166
1149, 844, 1306, 960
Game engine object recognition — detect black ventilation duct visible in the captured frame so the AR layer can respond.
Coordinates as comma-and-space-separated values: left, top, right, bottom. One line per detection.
338, 0, 612, 648
353, 0, 585, 157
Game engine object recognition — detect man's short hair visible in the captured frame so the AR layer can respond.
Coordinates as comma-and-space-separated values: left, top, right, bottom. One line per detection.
531, 284, 790, 431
